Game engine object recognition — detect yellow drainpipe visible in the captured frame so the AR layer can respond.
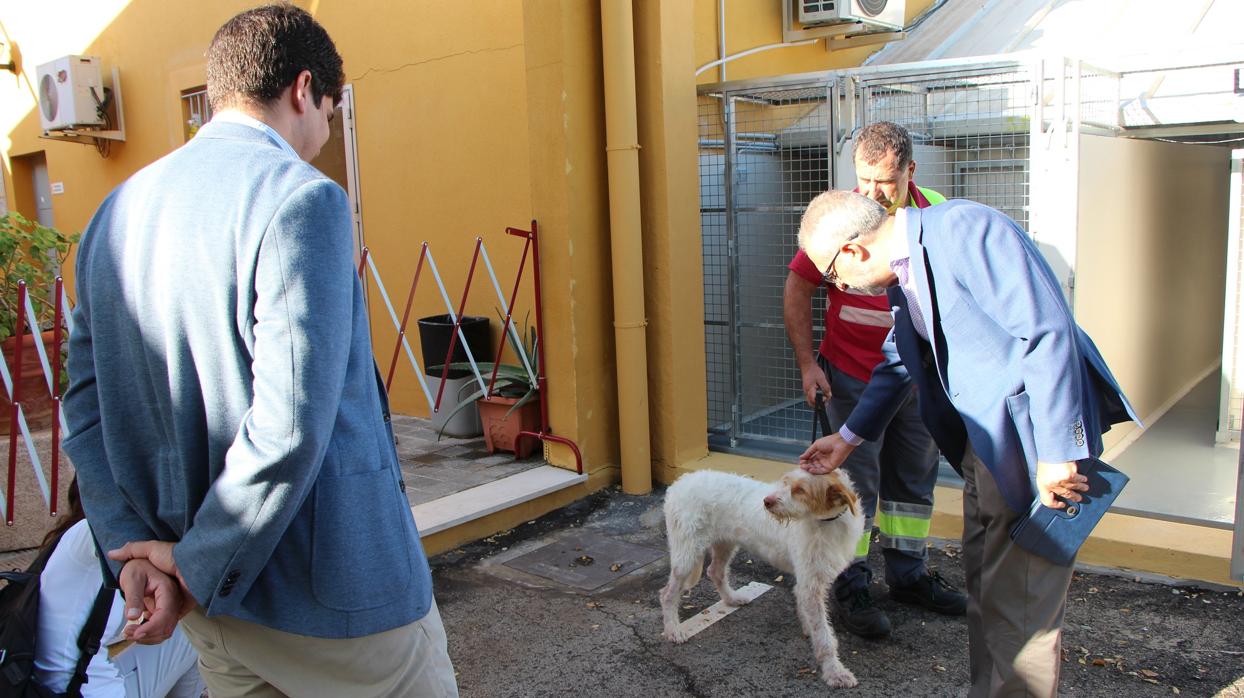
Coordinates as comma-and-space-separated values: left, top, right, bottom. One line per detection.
600, 0, 652, 495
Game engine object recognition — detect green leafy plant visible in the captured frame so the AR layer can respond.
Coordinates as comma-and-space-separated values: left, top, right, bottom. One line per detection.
0, 212, 79, 344
432, 312, 539, 439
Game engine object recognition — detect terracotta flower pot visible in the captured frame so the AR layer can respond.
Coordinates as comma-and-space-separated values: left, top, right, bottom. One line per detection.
477, 394, 541, 458
1, 330, 59, 435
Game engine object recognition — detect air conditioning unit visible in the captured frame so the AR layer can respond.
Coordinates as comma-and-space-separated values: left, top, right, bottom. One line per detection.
36, 55, 105, 131
798, 0, 905, 32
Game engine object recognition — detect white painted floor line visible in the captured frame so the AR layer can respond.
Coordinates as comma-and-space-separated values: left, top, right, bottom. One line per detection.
675, 581, 773, 641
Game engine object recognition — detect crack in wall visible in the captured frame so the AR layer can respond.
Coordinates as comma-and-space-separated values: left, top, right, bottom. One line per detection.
351, 43, 523, 83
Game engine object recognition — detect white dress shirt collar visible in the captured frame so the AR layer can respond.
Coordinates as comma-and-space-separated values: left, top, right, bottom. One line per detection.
210, 110, 300, 159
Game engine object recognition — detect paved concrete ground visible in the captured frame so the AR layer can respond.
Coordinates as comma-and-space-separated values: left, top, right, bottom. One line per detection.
433, 484, 1244, 698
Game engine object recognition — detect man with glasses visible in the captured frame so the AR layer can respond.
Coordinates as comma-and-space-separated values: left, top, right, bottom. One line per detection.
783, 122, 966, 639
796, 191, 1136, 696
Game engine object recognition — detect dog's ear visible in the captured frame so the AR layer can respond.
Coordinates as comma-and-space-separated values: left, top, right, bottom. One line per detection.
830, 475, 859, 516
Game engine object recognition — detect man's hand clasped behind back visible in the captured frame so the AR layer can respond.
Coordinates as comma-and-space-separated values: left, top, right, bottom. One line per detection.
110, 540, 198, 645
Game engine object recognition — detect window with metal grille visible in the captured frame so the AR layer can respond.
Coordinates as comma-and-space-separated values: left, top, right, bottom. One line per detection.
181, 86, 211, 141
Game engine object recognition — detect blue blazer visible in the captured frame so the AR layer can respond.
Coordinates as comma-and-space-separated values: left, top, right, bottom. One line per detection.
64, 121, 433, 638
845, 201, 1138, 511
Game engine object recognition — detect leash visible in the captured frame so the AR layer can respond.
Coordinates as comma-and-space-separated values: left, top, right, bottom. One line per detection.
811, 391, 845, 523
811, 390, 833, 441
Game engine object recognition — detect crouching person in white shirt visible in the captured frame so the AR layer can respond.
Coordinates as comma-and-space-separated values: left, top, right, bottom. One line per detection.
33, 479, 204, 698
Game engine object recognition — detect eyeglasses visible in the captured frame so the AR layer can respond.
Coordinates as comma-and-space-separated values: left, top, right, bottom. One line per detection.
821, 234, 859, 287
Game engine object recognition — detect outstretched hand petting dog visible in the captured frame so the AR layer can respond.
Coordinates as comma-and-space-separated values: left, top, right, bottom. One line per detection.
799, 433, 856, 474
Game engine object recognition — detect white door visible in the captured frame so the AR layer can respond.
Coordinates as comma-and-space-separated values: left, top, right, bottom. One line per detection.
32, 157, 54, 227
309, 84, 365, 260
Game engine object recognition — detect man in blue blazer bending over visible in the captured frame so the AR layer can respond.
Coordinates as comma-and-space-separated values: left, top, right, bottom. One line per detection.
64, 5, 457, 696
797, 191, 1135, 697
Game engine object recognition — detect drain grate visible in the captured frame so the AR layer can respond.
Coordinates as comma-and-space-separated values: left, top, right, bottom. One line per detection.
503, 531, 665, 591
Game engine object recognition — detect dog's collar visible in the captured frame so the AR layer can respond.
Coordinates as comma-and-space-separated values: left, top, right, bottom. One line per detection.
816, 511, 845, 523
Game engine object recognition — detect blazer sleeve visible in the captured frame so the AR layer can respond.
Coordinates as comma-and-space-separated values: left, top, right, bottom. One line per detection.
171, 179, 356, 611
63, 229, 162, 569
844, 326, 914, 441
942, 205, 1090, 464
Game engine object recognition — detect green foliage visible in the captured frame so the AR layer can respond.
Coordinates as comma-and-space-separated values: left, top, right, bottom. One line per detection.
0, 212, 79, 344
431, 313, 539, 439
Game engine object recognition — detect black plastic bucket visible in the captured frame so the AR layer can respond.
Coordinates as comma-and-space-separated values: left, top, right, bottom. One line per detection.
417, 315, 491, 379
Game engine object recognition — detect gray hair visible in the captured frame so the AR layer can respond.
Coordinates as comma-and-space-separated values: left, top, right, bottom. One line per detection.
798, 191, 887, 259
853, 121, 913, 168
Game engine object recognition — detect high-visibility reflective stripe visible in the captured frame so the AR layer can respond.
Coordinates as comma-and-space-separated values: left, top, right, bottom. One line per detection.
839, 305, 894, 329
854, 529, 871, 558
876, 510, 931, 540
877, 533, 928, 555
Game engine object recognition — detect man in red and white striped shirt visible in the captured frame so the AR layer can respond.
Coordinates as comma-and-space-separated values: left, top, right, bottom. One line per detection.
783, 122, 966, 639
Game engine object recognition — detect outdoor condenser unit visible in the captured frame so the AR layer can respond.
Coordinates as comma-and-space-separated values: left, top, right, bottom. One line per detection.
797, 0, 906, 32
36, 55, 105, 131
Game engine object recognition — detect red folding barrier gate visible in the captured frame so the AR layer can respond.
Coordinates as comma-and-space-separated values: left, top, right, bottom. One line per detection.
2, 277, 71, 525
2, 219, 580, 525
358, 220, 583, 474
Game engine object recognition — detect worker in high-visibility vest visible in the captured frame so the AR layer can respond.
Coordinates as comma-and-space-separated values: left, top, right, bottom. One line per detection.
783, 122, 967, 639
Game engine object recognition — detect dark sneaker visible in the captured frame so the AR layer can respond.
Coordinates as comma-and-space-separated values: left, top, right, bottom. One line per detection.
889, 571, 968, 616
835, 587, 892, 639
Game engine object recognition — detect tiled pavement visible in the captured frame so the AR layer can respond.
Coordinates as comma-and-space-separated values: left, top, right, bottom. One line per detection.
390, 414, 545, 506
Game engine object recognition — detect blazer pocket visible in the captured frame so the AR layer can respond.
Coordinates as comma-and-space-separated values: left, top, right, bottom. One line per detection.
1005, 390, 1039, 474
61, 420, 102, 451
311, 469, 413, 611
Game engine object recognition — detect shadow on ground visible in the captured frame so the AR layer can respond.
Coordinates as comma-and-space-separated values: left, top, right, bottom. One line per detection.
431, 484, 1244, 698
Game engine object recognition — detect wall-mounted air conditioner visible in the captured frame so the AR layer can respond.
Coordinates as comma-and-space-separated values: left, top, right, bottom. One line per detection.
797, 0, 906, 32
36, 55, 105, 131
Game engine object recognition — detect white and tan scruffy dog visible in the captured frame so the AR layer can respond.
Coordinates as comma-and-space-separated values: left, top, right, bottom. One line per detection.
660, 468, 864, 689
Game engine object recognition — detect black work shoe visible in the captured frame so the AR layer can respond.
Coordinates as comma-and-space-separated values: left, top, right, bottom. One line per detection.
889, 571, 968, 616
835, 587, 892, 639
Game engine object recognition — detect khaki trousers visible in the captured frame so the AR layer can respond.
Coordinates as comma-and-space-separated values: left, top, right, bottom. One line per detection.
961, 446, 1074, 697
179, 600, 458, 698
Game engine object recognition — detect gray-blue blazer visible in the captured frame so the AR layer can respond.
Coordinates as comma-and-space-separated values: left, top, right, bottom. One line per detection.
845, 201, 1138, 511
64, 121, 433, 638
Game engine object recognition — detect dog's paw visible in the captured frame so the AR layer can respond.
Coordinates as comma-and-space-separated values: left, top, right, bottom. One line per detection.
721, 593, 752, 607
821, 664, 857, 689
662, 626, 690, 644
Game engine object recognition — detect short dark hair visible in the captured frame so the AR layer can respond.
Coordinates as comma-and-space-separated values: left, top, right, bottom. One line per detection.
206, 4, 344, 113
852, 121, 913, 169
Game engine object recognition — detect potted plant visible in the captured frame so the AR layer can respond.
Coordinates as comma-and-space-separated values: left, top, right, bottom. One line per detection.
434, 316, 541, 458
0, 212, 79, 433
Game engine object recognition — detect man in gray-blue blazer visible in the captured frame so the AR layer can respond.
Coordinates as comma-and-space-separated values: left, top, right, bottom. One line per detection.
64, 6, 457, 696
797, 191, 1136, 697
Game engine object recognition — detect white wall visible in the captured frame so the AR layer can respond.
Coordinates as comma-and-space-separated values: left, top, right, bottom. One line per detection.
1075, 135, 1230, 448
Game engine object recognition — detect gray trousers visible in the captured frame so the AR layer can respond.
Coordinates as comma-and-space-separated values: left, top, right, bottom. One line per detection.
962, 445, 1073, 697
820, 357, 940, 592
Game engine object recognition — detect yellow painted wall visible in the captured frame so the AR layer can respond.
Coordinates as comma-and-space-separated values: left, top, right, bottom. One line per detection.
1, 0, 539, 416
520, 0, 620, 472
693, 0, 939, 85
310, 2, 537, 423
1075, 135, 1230, 447
635, 0, 710, 472
1, 2, 226, 260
